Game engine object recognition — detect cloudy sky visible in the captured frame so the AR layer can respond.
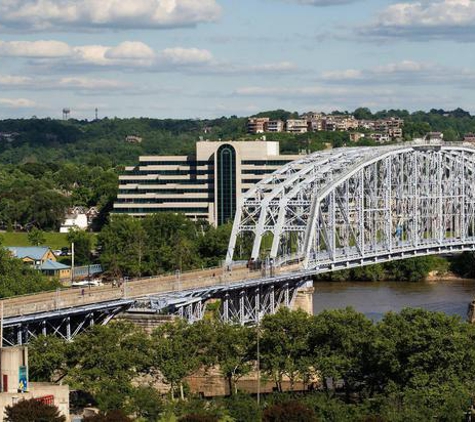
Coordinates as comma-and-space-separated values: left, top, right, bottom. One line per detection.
0, 0, 474, 119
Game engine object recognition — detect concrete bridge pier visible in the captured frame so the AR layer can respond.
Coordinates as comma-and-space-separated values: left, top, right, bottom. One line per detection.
292, 279, 314, 315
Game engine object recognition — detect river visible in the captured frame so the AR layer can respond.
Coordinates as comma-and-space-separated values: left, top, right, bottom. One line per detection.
312, 279, 475, 320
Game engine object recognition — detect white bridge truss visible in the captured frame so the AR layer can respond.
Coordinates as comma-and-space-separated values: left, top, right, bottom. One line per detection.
227, 142, 475, 272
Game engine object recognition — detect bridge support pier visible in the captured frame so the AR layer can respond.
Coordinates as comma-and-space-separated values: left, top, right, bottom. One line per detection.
216, 278, 307, 325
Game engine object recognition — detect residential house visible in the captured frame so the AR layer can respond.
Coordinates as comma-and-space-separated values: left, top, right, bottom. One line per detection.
6, 247, 71, 280
60, 206, 97, 233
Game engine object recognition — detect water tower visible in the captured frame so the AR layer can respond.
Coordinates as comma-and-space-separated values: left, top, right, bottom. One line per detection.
62, 108, 70, 120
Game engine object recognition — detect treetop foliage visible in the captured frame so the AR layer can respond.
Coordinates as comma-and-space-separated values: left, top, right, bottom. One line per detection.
4, 398, 65, 422
28, 307, 475, 420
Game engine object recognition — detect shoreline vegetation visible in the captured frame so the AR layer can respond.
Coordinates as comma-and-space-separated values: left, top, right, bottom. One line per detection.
312, 253, 475, 283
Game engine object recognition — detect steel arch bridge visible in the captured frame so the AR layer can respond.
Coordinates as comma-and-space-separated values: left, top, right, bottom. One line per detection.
226, 142, 475, 273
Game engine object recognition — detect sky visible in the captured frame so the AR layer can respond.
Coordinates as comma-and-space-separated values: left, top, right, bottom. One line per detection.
0, 0, 475, 119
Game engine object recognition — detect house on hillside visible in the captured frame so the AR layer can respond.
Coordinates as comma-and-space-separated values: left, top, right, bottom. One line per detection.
59, 206, 98, 233
6, 246, 71, 280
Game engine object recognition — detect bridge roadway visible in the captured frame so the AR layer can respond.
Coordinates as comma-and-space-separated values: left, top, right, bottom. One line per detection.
0, 264, 286, 320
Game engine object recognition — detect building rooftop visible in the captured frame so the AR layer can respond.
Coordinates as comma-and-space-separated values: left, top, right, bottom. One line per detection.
6, 246, 50, 261
40, 260, 70, 270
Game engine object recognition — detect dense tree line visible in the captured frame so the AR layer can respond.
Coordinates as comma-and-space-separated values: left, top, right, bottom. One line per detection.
29, 307, 475, 421
1, 108, 474, 167
0, 116, 247, 166
0, 162, 117, 230
315, 255, 449, 282
97, 213, 232, 277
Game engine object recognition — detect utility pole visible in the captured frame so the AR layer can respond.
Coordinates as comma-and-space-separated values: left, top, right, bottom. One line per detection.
257, 311, 261, 405
71, 242, 75, 285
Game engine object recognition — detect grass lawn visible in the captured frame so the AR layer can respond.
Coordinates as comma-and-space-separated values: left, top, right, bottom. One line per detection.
0, 232, 97, 249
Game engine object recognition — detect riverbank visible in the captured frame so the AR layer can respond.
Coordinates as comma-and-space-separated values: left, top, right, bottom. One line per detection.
426, 270, 474, 282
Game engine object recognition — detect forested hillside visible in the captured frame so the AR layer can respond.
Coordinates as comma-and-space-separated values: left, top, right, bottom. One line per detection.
0, 116, 247, 166
1, 108, 475, 166
1, 108, 475, 232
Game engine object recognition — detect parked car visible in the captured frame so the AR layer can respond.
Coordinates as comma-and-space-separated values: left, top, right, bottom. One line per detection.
71, 279, 103, 288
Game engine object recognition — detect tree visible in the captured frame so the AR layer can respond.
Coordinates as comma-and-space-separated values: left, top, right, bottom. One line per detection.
0, 248, 61, 298
213, 322, 256, 395
128, 386, 164, 422
149, 320, 214, 400
67, 228, 92, 266
309, 308, 375, 400
179, 415, 219, 422
222, 393, 261, 422
373, 308, 475, 393
143, 213, 202, 273
198, 223, 232, 267
83, 410, 132, 422
260, 308, 312, 391
27, 228, 46, 246
97, 215, 147, 277
28, 335, 67, 382
64, 321, 149, 411
4, 398, 65, 422
262, 400, 316, 422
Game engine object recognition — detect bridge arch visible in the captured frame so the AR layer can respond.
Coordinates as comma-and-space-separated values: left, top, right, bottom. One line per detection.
227, 142, 475, 273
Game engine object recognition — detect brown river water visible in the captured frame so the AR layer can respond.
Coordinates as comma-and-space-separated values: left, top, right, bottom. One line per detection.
312, 280, 475, 320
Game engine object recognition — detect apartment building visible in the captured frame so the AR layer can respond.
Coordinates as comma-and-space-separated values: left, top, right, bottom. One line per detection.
323, 115, 358, 132
286, 119, 308, 133
370, 133, 391, 144
267, 120, 284, 132
114, 141, 301, 226
247, 118, 269, 134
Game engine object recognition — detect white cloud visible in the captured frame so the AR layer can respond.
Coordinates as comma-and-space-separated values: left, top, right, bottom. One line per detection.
0, 39, 212, 69
57, 77, 130, 90
201, 61, 299, 76
234, 85, 391, 98
363, 0, 475, 40
159, 47, 213, 65
0, 98, 36, 108
0, 73, 131, 92
278, 0, 361, 6
0, 39, 298, 77
0, 40, 72, 57
0, 75, 34, 86
105, 41, 155, 60
0, 0, 222, 32
319, 60, 475, 87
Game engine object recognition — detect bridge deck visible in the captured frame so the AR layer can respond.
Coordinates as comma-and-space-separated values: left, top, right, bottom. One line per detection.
1, 264, 300, 320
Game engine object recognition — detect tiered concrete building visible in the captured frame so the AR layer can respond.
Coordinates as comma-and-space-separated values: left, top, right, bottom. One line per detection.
113, 141, 301, 226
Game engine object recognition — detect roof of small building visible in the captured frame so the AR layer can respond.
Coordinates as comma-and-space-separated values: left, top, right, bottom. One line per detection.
39, 260, 70, 271
6, 246, 51, 261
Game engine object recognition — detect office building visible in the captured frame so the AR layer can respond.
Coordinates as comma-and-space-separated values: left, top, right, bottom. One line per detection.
114, 141, 301, 226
